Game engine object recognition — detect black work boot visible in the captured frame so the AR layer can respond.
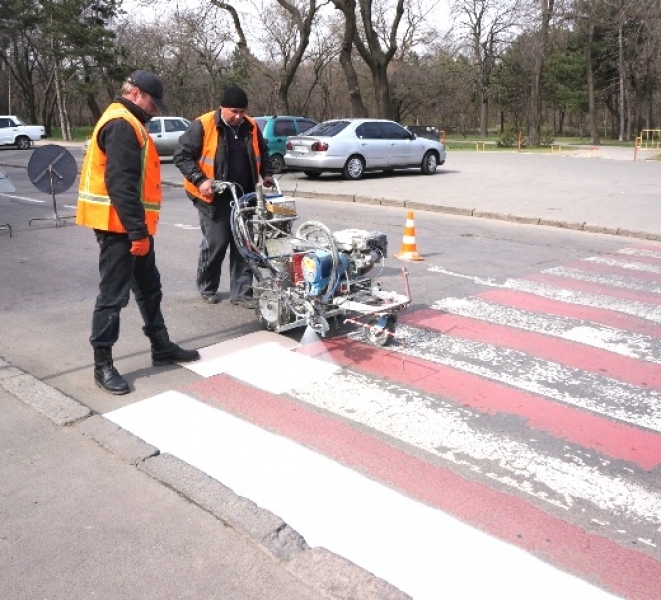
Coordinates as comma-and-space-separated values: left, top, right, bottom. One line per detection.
149, 328, 200, 366
93, 347, 130, 395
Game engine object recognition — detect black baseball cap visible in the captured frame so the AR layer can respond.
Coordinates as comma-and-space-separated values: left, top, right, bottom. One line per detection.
127, 70, 167, 112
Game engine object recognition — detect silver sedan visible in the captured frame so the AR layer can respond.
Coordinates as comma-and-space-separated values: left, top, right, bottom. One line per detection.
284, 118, 446, 180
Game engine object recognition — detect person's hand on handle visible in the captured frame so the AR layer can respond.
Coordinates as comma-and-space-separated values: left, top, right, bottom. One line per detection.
198, 179, 214, 199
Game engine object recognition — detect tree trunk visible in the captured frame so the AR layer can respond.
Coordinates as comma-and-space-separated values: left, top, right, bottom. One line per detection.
586, 22, 600, 145
52, 57, 70, 140
335, 0, 368, 117
373, 63, 394, 120
480, 85, 488, 138
527, 0, 554, 147
617, 16, 625, 142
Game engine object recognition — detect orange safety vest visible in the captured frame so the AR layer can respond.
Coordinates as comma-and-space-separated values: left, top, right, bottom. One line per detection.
183, 112, 262, 204
76, 103, 162, 235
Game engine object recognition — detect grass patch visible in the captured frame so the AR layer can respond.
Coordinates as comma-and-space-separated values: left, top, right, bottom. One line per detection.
50, 126, 94, 141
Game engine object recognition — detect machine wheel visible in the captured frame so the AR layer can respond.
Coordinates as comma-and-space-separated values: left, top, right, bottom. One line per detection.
421, 151, 438, 175
270, 153, 285, 174
342, 155, 365, 180
365, 315, 396, 347
304, 171, 321, 179
16, 136, 31, 150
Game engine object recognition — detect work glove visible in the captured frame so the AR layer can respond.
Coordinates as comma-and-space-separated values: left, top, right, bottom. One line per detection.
130, 237, 150, 256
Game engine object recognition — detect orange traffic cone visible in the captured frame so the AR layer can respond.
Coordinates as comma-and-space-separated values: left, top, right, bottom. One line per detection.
394, 211, 424, 262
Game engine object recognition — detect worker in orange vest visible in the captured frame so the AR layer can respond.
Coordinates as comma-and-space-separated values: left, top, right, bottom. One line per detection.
173, 85, 274, 307
77, 70, 199, 395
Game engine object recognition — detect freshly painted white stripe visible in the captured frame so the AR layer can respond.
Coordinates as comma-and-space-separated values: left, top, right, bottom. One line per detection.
427, 266, 661, 323
179, 333, 335, 394
619, 248, 661, 259
106, 391, 620, 600
180, 331, 300, 378
432, 296, 661, 363
160, 222, 201, 230
390, 324, 661, 432
292, 370, 661, 540
0, 193, 45, 203
585, 255, 661, 275
544, 266, 661, 294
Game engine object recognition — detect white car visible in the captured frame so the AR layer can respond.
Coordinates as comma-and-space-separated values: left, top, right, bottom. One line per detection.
0, 115, 46, 150
284, 118, 446, 180
83, 116, 191, 156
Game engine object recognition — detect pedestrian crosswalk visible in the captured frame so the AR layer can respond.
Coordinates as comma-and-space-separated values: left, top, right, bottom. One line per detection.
106, 242, 661, 599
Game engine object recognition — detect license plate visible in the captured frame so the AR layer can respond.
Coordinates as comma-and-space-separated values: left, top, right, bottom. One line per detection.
294, 145, 309, 153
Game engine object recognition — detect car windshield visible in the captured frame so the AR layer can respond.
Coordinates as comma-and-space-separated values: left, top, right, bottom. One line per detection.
254, 119, 266, 131
302, 120, 350, 137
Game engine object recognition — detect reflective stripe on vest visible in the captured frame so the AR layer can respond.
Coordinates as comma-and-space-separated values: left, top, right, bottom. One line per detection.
76, 103, 162, 234
183, 112, 262, 203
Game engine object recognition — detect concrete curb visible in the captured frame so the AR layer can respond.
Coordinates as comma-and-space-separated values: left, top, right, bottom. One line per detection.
0, 358, 410, 600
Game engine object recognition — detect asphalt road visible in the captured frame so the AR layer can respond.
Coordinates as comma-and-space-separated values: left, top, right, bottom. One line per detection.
2, 142, 661, 598
0, 145, 630, 415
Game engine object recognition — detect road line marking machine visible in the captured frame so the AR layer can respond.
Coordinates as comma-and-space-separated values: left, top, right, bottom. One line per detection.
214, 180, 411, 346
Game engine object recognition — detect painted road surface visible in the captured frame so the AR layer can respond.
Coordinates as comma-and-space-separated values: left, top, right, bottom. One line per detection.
106, 244, 661, 599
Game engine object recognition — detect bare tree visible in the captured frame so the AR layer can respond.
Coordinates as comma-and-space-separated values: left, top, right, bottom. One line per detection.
331, 0, 369, 116
356, 0, 406, 119
526, 0, 557, 145
209, 0, 324, 114
452, 0, 520, 137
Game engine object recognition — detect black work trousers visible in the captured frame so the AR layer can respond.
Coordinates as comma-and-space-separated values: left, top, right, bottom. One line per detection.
196, 201, 252, 301
90, 231, 165, 348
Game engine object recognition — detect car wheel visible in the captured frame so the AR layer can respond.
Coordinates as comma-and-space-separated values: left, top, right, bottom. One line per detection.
304, 171, 321, 179
421, 151, 437, 175
16, 136, 31, 150
270, 154, 285, 174
342, 155, 365, 180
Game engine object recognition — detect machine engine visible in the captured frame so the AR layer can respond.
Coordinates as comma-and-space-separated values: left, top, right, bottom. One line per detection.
297, 229, 387, 296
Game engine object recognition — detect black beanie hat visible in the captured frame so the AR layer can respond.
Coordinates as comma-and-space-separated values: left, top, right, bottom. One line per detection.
221, 85, 248, 109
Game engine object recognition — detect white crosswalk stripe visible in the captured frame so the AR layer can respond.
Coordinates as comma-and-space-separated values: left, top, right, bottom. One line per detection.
389, 323, 661, 431
619, 248, 661, 259
585, 255, 661, 274
544, 266, 661, 294
428, 265, 661, 322
431, 296, 661, 362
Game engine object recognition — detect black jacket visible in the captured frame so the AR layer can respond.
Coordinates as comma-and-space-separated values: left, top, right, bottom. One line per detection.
97, 97, 154, 240
173, 109, 272, 218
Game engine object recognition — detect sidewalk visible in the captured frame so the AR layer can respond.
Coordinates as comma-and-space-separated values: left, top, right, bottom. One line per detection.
0, 359, 407, 600
265, 148, 660, 241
